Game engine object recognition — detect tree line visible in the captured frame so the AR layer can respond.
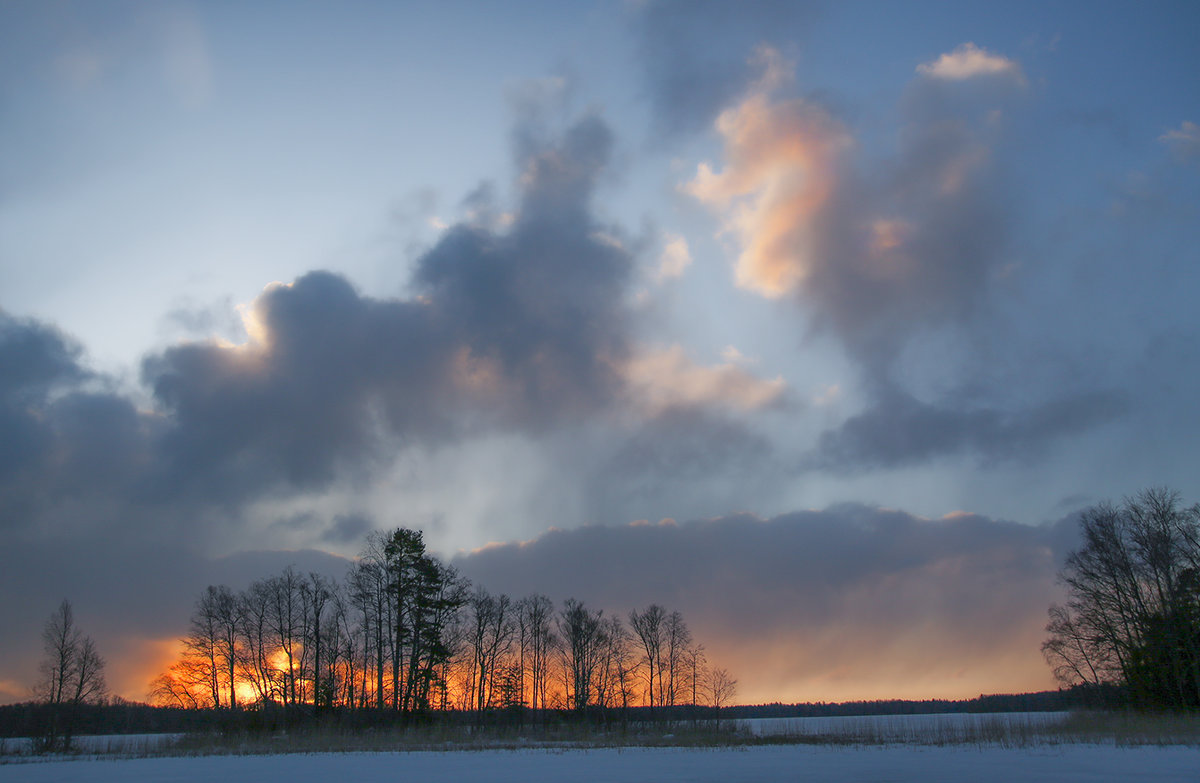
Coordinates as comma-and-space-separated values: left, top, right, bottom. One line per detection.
148, 528, 736, 718
1043, 487, 1200, 709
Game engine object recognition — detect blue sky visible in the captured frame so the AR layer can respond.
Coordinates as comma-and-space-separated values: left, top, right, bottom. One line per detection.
1, 0, 1198, 704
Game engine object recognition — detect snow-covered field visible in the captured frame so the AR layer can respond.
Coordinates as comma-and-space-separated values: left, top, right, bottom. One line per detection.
3, 745, 1200, 783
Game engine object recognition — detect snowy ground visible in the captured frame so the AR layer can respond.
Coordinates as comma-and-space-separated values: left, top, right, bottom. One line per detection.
739, 711, 1071, 741
3, 745, 1200, 783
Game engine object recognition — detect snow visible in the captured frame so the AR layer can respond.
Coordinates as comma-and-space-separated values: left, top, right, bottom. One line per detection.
740, 710, 1072, 741
3, 745, 1200, 783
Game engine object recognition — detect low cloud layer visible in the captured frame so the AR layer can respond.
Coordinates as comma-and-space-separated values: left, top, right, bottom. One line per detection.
456, 505, 1074, 702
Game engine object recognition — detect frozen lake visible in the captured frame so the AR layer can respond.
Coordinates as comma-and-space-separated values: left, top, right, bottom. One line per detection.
739, 710, 1071, 741
3, 745, 1200, 783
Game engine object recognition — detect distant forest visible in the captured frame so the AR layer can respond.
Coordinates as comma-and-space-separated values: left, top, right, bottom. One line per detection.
0, 686, 1114, 740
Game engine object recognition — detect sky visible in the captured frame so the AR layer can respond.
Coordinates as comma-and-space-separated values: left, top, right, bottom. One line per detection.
1, 0, 1198, 706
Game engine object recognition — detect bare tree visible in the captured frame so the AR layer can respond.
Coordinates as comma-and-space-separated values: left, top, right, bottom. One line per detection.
149, 659, 212, 709
663, 610, 692, 707
1043, 488, 1200, 707
684, 644, 707, 707
519, 594, 555, 712
629, 604, 665, 710
185, 585, 241, 709
558, 599, 604, 711
467, 588, 514, 711
35, 600, 106, 752
705, 667, 737, 725
302, 573, 335, 711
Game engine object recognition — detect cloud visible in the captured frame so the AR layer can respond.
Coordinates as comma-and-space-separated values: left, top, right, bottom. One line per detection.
129, 111, 639, 508
684, 43, 1022, 366
414, 113, 634, 427
683, 88, 853, 298
916, 42, 1026, 85
0, 311, 154, 529
621, 344, 788, 415
455, 505, 1070, 702
809, 387, 1128, 472
683, 43, 1126, 469
633, 0, 817, 137
1160, 120, 1200, 163
655, 233, 692, 281
142, 273, 452, 500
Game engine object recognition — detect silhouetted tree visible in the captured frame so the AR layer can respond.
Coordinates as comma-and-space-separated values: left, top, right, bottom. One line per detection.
663, 610, 691, 707
35, 600, 106, 752
558, 599, 604, 710
706, 666, 737, 725
301, 573, 335, 711
1043, 487, 1200, 708
467, 588, 514, 711
629, 604, 666, 710
518, 594, 556, 712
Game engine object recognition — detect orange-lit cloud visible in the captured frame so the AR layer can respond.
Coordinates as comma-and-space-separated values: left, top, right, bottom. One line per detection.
621, 344, 788, 414
684, 88, 851, 297
684, 42, 1030, 391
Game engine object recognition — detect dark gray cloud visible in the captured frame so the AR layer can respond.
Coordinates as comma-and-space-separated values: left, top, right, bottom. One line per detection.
143, 272, 452, 499
634, 0, 818, 138
135, 113, 635, 505
455, 504, 1071, 700
0, 111, 640, 567
0, 311, 154, 527
414, 114, 633, 426
810, 386, 1128, 472
0, 312, 82, 487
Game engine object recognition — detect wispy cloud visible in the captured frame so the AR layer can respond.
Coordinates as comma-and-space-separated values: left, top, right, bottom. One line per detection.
1160, 120, 1200, 163
916, 42, 1025, 85
654, 232, 693, 281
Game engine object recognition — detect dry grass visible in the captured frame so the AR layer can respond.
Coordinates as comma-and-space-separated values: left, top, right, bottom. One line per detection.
163, 721, 754, 756
746, 711, 1200, 748
4, 711, 1198, 762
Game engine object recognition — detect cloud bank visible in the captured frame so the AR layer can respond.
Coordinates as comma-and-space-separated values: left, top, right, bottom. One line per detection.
456, 505, 1074, 702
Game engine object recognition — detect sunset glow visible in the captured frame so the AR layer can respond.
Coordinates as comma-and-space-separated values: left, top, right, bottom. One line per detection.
1, 1, 1198, 711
